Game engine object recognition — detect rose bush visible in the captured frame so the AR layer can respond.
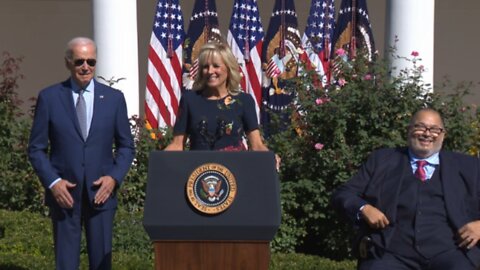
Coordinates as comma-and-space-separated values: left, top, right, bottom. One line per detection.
265, 48, 478, 258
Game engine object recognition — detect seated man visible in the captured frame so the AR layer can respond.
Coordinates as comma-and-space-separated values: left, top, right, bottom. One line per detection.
332, 108, 480, 270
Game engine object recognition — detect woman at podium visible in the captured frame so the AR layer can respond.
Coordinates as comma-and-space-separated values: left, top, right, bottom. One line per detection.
165, 42, 270, 153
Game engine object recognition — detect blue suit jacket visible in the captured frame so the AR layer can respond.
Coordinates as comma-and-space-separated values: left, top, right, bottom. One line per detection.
332, 147, 480, 265
28, 79, 135, 209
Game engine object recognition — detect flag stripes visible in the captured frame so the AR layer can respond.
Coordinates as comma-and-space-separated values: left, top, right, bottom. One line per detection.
145, 0, 185, 129
227, 0, 264, 122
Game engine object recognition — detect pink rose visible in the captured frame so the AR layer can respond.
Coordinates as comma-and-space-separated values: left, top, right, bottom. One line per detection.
336, 48, 346, 57
364, 74, 372, 80
314, 143, 324, 150
338, 78, 347, 86
315, 97, 331, 105
411, 51, 419, 57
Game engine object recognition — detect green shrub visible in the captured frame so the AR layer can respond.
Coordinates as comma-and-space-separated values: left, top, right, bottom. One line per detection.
271, 253, 356, 270
0, 209, 54, 269
0, 52, 46, 213
113, 207, 153, 260
0, 209, 154, 269
0, 209, 358, 270
118, 117, 172, 213
265, 49, 478, 257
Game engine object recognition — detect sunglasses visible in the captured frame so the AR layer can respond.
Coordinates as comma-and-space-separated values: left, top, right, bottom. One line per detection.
72, 58, 97, 67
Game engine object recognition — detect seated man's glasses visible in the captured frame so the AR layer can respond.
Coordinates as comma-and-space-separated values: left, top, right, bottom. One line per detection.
411, 124, 445, 135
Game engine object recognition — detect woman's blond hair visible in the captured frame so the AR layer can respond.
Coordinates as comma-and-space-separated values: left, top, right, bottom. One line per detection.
192, 42, 242, 95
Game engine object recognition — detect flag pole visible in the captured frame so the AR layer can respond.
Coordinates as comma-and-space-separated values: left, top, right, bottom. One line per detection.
279, 0, 286, 58
244, 0, 251, 62
350, 0, 357, 58
324, 0, 331, 61
324, 0, 332, 86
204, 0, 210, 42
167, 0, 174, 58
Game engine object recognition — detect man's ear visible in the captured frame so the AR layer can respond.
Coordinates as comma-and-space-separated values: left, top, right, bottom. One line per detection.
64, 58, 70, 69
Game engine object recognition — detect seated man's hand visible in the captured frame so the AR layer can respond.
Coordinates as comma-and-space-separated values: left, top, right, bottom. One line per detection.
361, 204, 390, 230
458, 220, 480, 249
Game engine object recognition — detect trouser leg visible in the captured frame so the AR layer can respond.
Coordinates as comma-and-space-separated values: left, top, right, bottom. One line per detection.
83, 194, 116, 270
51, 202, 82, 270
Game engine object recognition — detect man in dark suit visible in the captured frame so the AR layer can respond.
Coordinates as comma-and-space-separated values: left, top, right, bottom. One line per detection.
28, 37, 135, 270
332, 108, 480, 270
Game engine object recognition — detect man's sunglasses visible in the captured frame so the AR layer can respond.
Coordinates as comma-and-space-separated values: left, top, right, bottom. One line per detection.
72, 58, 97, 67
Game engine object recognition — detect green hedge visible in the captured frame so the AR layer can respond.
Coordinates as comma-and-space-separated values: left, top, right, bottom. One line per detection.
0, 208, 154, 270
0, 209, 355, 270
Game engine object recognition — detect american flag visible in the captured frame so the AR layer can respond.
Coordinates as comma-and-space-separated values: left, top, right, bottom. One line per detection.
331, 0, 375, 61
227, 0, 264, 123
301, 0, 335, 86
183, 0, 221, 90
145, 0, 185, 129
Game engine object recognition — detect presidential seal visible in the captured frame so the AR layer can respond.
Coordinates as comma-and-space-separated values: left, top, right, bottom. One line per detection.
186, 163, 237, 215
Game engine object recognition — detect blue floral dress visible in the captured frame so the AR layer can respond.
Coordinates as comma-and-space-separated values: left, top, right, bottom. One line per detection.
173, 90, 259, 150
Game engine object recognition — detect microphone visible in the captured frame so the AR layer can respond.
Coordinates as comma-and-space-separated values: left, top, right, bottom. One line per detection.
217, 117, 226, 137
198, 119, 208, 137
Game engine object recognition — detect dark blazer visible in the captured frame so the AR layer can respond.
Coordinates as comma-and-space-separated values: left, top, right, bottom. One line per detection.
332, 147, 480, 265
28, 79, 135, 209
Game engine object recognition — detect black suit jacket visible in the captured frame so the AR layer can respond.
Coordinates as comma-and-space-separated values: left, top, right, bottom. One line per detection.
332, 147, 480, 265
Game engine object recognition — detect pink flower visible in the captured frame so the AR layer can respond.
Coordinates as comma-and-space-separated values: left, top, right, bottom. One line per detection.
336, 48, 346, 57
364, 74, 372, 80
418, 65, 425, 72
315, 97, 331, 105
411, 51, 419, 57
338, 78, 347, 86
314, 143, 324, 150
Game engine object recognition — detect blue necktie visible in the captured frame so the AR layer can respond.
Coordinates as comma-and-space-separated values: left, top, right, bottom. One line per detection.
76, 89, 87, 140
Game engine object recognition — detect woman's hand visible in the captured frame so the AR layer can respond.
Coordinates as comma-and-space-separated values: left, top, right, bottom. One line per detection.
275, 154, 281, 172
164, 134, 185, 151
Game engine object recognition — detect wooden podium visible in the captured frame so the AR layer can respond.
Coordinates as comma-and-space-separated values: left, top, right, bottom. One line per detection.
153, 241, 270, 270
143, 151, 280, 270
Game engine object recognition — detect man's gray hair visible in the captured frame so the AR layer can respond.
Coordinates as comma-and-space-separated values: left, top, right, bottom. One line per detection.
65, 37, 96, 60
